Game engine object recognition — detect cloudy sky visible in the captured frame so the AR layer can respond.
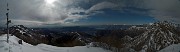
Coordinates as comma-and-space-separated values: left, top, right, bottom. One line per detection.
0, 0, 180, 27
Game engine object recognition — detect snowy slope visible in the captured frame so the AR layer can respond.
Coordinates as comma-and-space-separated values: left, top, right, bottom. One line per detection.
159, 43, 180, 52
0, 34, 111, 52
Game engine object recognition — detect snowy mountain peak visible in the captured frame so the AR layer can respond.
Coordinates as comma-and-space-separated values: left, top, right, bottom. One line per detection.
131, 21, 180, 52
11, 25, 29, 30
9, 25, 49, 45
121, 35, 132, 41
150, 21, 176, 30
10, 25, 29, 34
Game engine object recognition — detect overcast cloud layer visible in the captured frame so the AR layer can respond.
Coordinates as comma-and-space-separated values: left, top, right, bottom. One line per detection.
0, 0, 180, 27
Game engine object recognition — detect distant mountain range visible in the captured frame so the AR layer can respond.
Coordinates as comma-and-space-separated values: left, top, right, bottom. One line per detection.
86, 21, 180, 52
0, 21, 180, 52
130, 21, 180, 52
7, 25, 95, 47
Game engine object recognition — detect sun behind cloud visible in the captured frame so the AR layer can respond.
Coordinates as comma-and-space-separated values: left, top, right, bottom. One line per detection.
45, 0, 56, 4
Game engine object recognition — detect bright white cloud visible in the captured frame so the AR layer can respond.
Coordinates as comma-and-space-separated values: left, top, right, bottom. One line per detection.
86, 1, 119, 14
3, 0, 89, 27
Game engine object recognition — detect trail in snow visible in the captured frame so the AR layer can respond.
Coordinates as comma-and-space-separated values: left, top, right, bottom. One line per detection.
0, 34, 111, 52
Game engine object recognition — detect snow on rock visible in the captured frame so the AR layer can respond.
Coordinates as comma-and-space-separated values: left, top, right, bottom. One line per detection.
131, 21, 180, 52
0, 34, 111, 52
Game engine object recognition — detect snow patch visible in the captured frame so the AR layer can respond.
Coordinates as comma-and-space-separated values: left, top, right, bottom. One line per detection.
159, 43, 180, 52
0, 34, 111, 52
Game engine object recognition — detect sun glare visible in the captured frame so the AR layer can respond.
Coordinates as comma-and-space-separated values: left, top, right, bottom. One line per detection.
45, 0, 56, 4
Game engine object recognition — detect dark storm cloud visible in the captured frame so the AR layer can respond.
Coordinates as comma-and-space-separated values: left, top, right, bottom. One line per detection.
143, 0, 180, 23
121, 0, 180, 23
83, 0, 180, 22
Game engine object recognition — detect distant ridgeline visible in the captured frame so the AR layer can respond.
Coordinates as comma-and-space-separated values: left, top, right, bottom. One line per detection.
0, 21, 180, 52
91, 21, 180, 52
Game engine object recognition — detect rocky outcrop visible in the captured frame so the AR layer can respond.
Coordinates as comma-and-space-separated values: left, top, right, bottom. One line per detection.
131, 21, 180, 52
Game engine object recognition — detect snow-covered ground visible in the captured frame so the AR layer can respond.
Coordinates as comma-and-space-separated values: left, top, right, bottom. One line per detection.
0, 34, 111, 52
159, 43, 180, 52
